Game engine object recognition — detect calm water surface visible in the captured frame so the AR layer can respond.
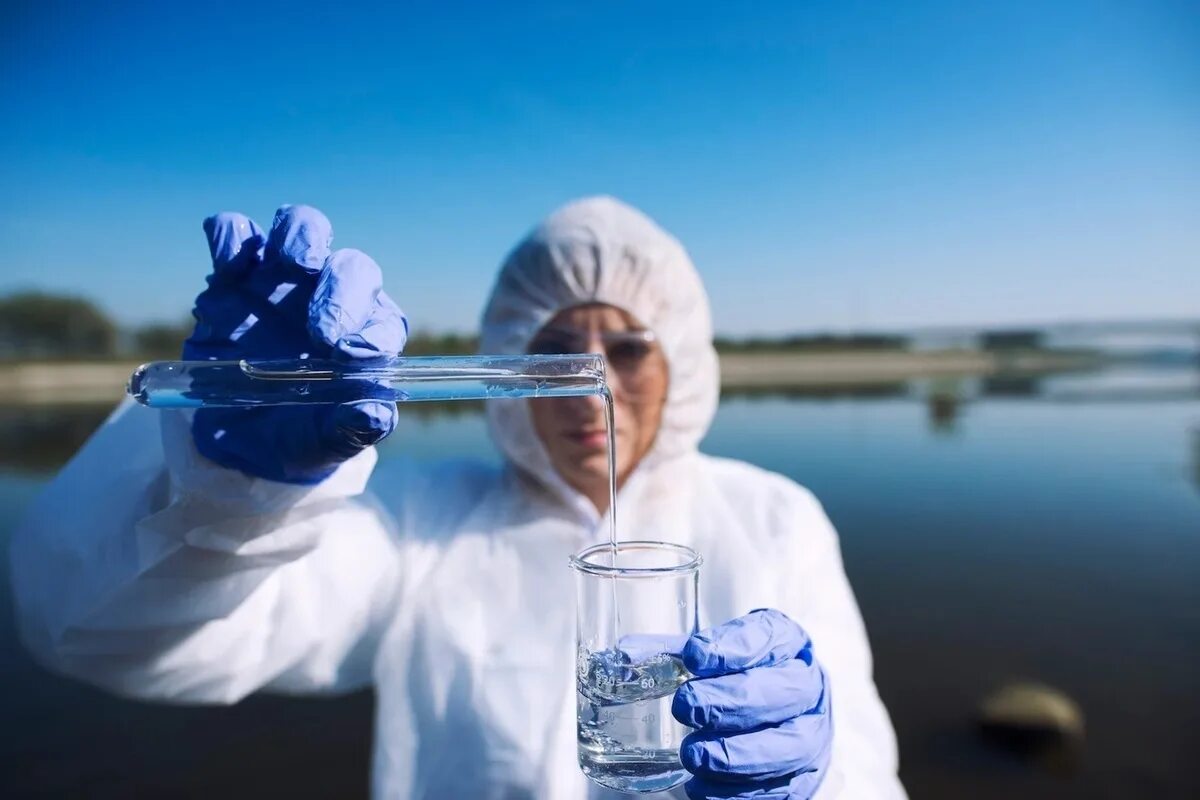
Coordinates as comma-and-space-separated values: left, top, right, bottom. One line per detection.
2, 367, 1197, 798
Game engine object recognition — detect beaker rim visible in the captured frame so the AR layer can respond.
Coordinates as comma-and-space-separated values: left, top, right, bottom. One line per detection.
569, 540, 702, 577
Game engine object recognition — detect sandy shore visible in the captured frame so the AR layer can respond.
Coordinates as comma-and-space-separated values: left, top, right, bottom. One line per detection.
1, 362, 139, 405
0, 351, 1103, 405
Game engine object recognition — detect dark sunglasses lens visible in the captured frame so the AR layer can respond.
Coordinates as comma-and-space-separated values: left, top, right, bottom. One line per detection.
527, 335, 579, 356
606, 340, 652, 370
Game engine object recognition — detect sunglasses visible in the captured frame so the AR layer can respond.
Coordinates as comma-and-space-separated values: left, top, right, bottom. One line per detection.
527, 327, 660, 374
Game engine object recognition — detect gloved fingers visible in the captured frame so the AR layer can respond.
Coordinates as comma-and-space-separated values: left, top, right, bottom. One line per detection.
684, 770, 823, 800
617, 633, 690, 664
682, 609, 811, 677
321, 399, 398, 458
203, 212, 264, 278
195, 399, 397, 483
265, 204, 333, 273
336, 289, 408, 359
308, 248, 405, 358
680, 711, 832, 781
673, 659, 824, 731
193, 407, 342, 484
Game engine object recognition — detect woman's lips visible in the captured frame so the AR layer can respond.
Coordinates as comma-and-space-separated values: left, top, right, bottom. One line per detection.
566, 429, 609, 449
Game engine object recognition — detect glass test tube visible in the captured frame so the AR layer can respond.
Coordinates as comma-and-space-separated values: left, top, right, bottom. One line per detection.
127, 354, 606, 408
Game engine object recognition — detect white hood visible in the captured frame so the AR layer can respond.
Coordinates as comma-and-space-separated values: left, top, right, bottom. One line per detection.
480, 196, 720, 500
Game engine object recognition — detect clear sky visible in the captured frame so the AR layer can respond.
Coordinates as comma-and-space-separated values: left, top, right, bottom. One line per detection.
2, 0, 1197, 335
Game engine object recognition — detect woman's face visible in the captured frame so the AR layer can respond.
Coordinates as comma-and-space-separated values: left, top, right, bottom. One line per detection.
527, 304, 669, 511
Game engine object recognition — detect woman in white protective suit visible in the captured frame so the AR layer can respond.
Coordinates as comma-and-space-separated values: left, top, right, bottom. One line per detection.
11, 197, 905, 799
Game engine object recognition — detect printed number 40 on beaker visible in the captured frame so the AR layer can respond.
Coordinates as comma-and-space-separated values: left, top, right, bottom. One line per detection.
570, 541, 702, 794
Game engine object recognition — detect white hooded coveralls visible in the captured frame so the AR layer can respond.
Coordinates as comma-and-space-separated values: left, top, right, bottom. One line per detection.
10, 197, 905, 798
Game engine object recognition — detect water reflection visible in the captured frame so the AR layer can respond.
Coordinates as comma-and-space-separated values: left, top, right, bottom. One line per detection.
0, 405, 112, 474
0, 402, 491, 476
922, 377, 964, 434
396, 399, 484, 419
1191, 427, 1200, 493
1, 365, 1197, 476
981, 375, 1043, 397
927, 393, 961, 434
2, 363, 1199, 799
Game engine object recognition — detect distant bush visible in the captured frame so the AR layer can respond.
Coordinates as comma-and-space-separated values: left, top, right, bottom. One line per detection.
130, 324, 483, 359
0, 292, 119, 359
1, 289, 918, 363
132, 319, 194, 359
403, 332, 480, 355
979, 330, 1044, 351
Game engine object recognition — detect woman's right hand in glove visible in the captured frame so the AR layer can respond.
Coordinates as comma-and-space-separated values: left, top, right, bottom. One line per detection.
183, 205, 408, 484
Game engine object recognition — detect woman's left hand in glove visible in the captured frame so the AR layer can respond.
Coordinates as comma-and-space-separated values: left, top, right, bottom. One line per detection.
673, 609, 833, 800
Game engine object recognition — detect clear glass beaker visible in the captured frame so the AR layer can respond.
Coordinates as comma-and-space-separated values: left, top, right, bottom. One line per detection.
570, 541, 702, 794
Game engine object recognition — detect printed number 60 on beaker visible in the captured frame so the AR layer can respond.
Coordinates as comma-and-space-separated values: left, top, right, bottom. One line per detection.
570, 541, 702, 794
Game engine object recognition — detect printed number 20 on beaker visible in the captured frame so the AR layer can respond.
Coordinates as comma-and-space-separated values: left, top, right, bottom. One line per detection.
570, 541, 701, 794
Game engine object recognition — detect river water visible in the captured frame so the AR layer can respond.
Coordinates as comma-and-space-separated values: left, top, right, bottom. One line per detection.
1, 364, 1197, 798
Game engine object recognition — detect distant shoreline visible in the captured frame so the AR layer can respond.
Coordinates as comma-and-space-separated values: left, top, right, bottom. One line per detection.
1, 362, 138, 405
0, 350, 1106, 406
718, 349, 1103, 389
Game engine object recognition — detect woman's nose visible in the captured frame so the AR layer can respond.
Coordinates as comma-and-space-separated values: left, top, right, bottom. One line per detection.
557, 392, 606, 421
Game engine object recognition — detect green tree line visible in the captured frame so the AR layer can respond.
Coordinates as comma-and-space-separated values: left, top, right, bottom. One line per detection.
0, 292, 120, 358
2, 291, 920, 361
0, 291, 483, 360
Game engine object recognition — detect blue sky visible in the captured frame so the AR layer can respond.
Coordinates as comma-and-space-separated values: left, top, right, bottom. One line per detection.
1, 0, 1197, 335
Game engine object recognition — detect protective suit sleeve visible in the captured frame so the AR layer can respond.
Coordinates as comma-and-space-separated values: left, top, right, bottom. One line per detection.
778, 486, 907, 800
9, 399, 402, 704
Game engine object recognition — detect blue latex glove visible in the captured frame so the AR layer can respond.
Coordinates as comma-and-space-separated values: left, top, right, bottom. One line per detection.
183, 205, 407, 484
672, 609, 832, 800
